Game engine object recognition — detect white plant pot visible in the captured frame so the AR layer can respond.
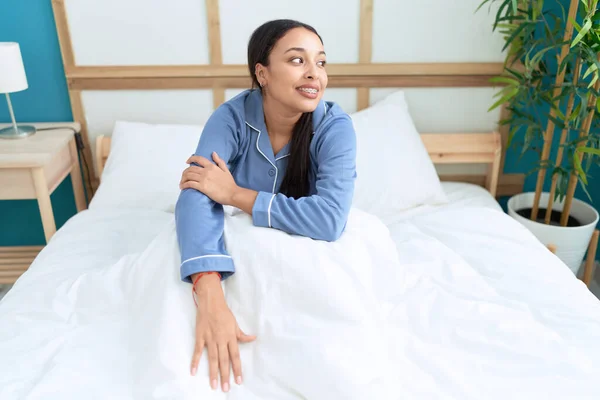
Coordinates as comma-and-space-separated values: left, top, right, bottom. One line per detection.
507, 192, 599, 275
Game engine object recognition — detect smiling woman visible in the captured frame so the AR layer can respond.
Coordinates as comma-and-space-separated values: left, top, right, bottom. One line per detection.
174, 19, 357, 392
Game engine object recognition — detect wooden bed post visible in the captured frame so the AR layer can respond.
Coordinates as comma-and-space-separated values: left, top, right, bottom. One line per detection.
205, 0, 225, 109
357, 0, 373, 111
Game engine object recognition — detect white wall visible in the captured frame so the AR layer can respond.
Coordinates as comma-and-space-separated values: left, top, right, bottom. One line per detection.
65, 0, 505, 162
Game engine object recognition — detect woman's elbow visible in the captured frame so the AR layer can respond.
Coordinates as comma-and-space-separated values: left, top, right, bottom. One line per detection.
316, 213, 347, 242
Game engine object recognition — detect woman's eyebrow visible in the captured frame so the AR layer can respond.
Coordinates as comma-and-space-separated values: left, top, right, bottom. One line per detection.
284, 47, 326, 56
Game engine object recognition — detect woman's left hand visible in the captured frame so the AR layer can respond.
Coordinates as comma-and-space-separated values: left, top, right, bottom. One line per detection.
180, 152, 238, 206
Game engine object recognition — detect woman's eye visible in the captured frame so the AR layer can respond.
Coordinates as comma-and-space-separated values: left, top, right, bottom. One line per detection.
317, 60, 327, 67
291, 57, 302, 64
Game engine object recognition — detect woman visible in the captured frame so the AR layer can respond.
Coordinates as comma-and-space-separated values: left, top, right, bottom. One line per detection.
175, 19, 357, 393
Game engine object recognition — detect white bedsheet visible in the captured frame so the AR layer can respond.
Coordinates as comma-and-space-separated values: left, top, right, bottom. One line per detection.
1, 184, 599, 399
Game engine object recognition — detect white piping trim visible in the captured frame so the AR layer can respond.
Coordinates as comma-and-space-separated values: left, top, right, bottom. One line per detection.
275, 154, 290, 161
246, 121, 278, 193
267, 193, 276, 228
181, 254, 231, 267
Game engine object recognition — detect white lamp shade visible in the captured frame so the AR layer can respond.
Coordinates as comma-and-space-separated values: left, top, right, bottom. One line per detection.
0, 42, 28, 93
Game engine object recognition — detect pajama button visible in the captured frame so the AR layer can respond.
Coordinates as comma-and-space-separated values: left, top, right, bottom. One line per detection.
268, 169, 275, 177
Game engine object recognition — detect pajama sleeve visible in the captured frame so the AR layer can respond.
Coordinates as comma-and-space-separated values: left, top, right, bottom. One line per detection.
251, 115, 357, 241
174, 105, 241, 283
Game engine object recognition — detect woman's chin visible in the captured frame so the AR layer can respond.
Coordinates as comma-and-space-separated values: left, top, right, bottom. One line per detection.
293, 96, 322, 113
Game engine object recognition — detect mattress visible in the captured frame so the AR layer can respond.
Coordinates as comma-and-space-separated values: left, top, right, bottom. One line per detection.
1, 182, 598, 399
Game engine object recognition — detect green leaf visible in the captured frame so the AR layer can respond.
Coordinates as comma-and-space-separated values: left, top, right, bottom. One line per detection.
597, 97, 600, 113
505, 67, 525, 80
495, 0, 513, 30
576, 147, 600, 156
489, 76, 520, 86
475, 0, 494, 14
573, 154, 588, 185
507, 125, 519, 148
503, 22, 531, 52
580, 0, 589, 14
588, 74, 598, 88
571, 102, 582, 121
583, 63, 598, 80
511, 0, 517, 14
572, 18, 593, 48
488, 87, 519, 111
548, 113, 566, 129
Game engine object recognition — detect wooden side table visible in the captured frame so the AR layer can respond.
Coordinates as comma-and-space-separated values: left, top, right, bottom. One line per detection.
0, 122, 87, 284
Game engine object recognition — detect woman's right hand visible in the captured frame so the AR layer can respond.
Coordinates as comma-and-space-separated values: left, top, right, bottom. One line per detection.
190, 272, 256, 392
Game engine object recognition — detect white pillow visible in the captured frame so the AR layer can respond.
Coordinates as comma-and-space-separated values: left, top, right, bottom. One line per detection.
89, 121, 203, 212
350, 91, 448, 220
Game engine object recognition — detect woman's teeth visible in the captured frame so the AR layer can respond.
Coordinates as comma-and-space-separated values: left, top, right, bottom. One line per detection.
298, 88, 317, 94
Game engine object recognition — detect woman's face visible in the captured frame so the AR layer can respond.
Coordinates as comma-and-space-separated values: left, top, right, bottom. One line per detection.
257, 27, 328, 114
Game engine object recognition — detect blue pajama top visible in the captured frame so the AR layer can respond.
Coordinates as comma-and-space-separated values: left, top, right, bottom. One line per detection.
174, 88, 357, 283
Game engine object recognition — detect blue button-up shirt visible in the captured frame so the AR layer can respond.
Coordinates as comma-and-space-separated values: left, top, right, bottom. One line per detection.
175, 88, 357, 282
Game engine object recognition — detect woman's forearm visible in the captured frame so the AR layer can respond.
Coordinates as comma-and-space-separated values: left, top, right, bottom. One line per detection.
230, 186, 259, 215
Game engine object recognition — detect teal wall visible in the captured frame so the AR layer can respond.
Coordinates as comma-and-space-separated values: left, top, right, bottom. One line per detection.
0, 1, 77, 246
0, 1, 599, 259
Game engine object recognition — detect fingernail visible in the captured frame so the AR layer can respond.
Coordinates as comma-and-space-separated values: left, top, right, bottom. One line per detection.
223, 382, 230, 392
191, 367, 196, 376
211, 379, 218, 390
236, 376, 242, 385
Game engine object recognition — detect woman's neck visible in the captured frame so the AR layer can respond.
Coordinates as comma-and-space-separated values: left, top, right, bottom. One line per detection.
262, 94, 301, 139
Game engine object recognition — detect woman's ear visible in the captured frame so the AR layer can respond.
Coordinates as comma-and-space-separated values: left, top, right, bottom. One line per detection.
255, 64, 267, 87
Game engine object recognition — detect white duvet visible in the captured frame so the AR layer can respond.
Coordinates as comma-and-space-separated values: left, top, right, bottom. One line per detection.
1, 203, 600, 399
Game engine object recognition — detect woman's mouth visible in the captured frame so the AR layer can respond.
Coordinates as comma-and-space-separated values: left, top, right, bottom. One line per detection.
296, 87, 319, 99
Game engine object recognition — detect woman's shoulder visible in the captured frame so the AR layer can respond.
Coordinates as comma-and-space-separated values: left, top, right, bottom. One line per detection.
314, 100, 355, 142
205, 89, 256, 133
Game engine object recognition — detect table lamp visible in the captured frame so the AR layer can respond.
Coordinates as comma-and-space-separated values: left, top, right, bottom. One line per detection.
0, 42, 36, 139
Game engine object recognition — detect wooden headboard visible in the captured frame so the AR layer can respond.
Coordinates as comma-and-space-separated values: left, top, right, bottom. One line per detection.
96, 130, 505, 197
51, 0, 524, 200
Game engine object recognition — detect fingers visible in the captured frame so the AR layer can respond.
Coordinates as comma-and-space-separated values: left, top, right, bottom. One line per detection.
208, 342, 219, 390
186, 155, 212, 168
212, 152, 229, 173
218, 343, 231, 392
229, 341, 243, 385
190, 338, 205, 376
237, 327, 257, 344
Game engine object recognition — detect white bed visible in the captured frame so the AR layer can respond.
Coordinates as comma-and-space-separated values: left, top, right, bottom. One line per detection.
2, 93, 599, 399
2, 179, 599, 399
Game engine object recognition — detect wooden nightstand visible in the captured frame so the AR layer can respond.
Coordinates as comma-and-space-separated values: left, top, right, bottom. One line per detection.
0, 122, 87, 283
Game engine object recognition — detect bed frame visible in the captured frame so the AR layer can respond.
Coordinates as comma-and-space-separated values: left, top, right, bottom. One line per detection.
96, 130, 503, 196
50, 0, 524, 199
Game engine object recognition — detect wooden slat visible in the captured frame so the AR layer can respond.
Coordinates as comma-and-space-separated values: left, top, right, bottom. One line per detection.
0, 258, 36, 266
0, 246, 43, 252
65, 63, 507, 79
357, 0, 374, 110
430, 153, 498, 164
0, 271, 28, 277
0, 264, 30, 271
205, 0, 225, 110
0, 252, 39, 259
439, 173, 524, 197
68, 74, 500, 91
421, 133, 500, 154
0, 277, 20, 284
205, 0, 222, 66
50, 0, 75, 68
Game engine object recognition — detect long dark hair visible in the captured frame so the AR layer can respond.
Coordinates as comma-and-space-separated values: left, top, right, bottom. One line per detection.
247, 19, 323, 199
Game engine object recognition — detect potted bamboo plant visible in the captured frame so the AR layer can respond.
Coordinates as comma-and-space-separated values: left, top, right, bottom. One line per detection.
479, 0, 600, 275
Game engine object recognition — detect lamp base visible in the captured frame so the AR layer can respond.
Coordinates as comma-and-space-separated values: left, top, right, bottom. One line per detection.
0, 125, 37, 140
